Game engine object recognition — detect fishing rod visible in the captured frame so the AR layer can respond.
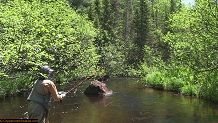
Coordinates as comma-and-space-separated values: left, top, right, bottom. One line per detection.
65, 66, 103, 95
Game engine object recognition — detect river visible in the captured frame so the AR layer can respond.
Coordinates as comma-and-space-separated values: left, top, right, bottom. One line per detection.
1, 77, 218, 123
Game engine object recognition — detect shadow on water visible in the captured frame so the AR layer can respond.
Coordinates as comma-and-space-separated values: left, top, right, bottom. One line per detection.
1, 77, 218, 123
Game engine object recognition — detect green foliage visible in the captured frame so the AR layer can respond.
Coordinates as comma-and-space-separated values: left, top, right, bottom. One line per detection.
0, 0, 99, 97
140, 63, 193, 93
138, 0, 217, 102
0, 73, 33, 98
165, 2, 218, 72
146, 71, 164, 90
139, 63, 150, 78
69, 0, 218, 103
163, 77, 184, 92
133, 0, 150, 63
143, 45, 163, 67
122, 65, 140, 77
68, 0, 92, 13
0, 0, 217, 104
0, 0, 99, 78
181, 84, 198, 96
141, 66, 185, 92
88, 0, 130, 76
140, 50, 194, 93
198, 70, 218, 102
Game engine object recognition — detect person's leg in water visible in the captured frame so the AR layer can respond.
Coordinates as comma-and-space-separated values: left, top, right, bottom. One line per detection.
28, 101, 45, 123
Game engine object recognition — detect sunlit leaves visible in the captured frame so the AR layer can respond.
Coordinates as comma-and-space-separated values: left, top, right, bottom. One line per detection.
161, 0, 218, 101
0, 0, 99, 80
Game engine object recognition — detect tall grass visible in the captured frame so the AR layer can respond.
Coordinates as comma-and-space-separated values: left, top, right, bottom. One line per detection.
139, 63, 199, 95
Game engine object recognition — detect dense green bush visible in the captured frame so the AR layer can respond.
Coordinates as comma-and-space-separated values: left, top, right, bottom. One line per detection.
139, 1, 218, 103
0, 0, 99, 78
0, 0, 99, 97
181, 85, 198, 96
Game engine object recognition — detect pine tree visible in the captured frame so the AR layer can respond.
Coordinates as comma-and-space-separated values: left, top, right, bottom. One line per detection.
133, 0, 150, 64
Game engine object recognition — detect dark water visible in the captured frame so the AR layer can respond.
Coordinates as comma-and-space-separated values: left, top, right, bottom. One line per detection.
1, 77, 218, 123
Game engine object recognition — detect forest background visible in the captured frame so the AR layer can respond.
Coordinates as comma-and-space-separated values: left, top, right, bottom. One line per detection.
0, 0, 218, 103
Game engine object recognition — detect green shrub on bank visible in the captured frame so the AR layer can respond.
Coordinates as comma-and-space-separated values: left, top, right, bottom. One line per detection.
139, 62, 197, 94
163, 77, 184, 92
0, 0, 99, 98
143, 70, 184, 92
198, 70, 218, 102
181, 84, 198, 96
0, 72, 34, 98
140, 62, 218, 103
0, 87, 6, 98
145, 71, 164, 90
0, 0, 99, 78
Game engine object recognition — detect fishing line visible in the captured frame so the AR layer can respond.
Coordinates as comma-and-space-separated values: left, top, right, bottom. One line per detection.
65, 66, 103, 95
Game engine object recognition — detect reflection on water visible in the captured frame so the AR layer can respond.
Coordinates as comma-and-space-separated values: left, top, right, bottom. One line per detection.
1, 77, 218, 123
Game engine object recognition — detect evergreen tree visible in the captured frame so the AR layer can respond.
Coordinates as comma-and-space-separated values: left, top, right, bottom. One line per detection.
123, 0, 135, 66
132, 0, 150, 64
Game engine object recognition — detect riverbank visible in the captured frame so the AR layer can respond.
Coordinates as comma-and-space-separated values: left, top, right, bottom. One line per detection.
138, 65, 218, 104
1, 72, 218, 105
1, 77, 218, 123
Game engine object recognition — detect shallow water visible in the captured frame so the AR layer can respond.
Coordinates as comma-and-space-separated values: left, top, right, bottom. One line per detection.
1, 77, 218, 123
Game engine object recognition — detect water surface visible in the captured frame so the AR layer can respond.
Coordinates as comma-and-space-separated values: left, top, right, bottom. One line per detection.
1, 77, 218, 123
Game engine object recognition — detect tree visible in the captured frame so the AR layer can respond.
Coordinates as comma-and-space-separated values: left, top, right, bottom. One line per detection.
164, 0, 218, 102
68, 0, 92, 13
132, 0, 150, 65
0, 0, 99, 80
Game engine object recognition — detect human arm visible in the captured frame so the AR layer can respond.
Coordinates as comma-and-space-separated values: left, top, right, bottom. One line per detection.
43, 80, 65, 102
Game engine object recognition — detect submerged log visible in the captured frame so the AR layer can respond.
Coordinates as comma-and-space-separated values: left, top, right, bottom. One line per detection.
84, 80, 113, 96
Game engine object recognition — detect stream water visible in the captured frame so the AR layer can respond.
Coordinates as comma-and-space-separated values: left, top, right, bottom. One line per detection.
1, 77, 218, 123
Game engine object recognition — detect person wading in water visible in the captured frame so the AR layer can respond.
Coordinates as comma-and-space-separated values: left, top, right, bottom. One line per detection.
27, 65, 66, 123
